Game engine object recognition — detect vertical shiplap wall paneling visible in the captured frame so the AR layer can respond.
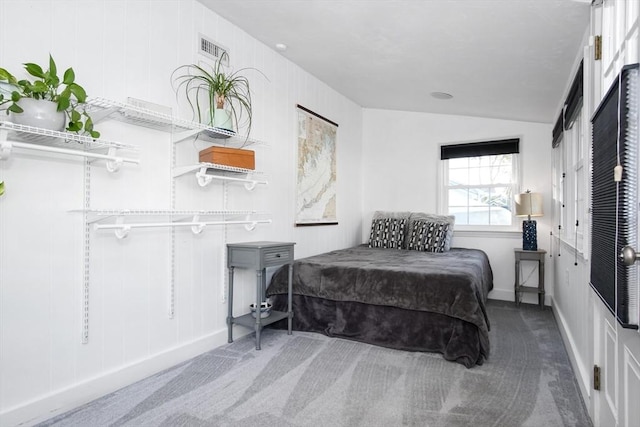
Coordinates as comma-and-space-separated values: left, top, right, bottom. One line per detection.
0, 12, 3, 411
0, 1, 364, 424
2, 0, 80, 409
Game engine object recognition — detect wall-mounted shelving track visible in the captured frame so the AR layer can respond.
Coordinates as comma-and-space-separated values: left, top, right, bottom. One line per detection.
1, 97, 270, 343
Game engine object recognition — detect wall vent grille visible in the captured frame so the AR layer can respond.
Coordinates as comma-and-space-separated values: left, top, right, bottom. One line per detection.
199, 34, 228, 65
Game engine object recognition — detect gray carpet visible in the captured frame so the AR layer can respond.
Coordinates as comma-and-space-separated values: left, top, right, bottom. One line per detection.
38, 301, 592, 427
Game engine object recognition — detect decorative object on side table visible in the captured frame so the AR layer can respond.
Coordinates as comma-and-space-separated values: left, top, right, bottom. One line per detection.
250, 301, 272, 318
515, 190, 543, 251
0, 54, 100, 137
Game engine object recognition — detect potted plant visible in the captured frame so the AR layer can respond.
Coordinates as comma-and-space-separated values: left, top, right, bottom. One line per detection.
171, 51, 263, 138
0, 54, 100, 138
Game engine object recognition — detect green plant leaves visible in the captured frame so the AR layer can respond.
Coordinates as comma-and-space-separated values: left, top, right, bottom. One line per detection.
1, 54, 98, 137
8, 103, 23, 113
49, 54, 57, 79
0, 181, 4, 197
63, 68, 75, 85
0, 68, 17, 84
31, 80, 48, 93
24, 62, 45, 79
84, 116, 100, 139
68, 83, 86, 103
70, 109, 81, 123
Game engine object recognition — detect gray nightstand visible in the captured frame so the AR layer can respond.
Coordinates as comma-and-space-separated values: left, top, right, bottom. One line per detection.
514, 248, 547, 309
227, 241, 295, 350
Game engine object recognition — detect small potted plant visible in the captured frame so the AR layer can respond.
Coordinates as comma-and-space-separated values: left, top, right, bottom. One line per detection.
0, 54, 100, 138
172, 52, 265, 169
171, 51, 263, 138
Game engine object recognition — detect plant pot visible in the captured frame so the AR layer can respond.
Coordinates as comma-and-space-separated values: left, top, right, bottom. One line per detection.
10, 98, 66, 132
212, 108, 232, 130
203, 108, 234, 139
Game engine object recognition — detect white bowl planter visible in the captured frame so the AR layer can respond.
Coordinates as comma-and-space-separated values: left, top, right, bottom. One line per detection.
250, 302, 272, 318
11, 98, 66, 132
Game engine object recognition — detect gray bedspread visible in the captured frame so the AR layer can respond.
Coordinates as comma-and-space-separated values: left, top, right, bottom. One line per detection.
267, 245, 493, 367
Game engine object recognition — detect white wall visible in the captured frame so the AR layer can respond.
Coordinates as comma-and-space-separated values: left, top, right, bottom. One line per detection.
0, 1, 363, 425
361, 109, 553, 302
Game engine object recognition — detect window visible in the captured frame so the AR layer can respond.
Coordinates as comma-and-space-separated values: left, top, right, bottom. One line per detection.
552, 59, 587, 255
440, 139, 520, 228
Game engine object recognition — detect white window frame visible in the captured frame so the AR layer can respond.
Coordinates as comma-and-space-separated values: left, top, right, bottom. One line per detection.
554, 105, 588, 257
438, 149, 521, 232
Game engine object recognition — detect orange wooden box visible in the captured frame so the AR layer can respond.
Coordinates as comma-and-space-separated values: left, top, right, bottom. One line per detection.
198, 146, 255, 170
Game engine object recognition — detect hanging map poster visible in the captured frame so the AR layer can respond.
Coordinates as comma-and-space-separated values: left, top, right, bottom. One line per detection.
295, 105, 338, 226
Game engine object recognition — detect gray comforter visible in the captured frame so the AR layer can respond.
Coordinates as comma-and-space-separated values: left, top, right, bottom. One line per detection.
267, 245, 493, 366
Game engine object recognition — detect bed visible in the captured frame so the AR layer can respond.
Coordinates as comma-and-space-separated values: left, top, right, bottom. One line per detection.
267, 212, 493, 368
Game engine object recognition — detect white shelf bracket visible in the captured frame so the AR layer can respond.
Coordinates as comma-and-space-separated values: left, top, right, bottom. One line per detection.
196, 167, 214, 187
105, 216, 130, 239
190, 214, 206, 234
172, 128, 201, 144
0, 141, 11, 160
244, 178, 258, 191
105, 147, 123, 173
244, 214, 258, 231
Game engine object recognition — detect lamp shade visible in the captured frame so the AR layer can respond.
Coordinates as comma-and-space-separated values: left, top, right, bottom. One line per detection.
515, 192, 543, 218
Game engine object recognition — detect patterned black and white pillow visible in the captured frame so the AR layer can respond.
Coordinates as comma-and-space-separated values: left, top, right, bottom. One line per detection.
368, 218, 406, 249
408, 220, 450, 252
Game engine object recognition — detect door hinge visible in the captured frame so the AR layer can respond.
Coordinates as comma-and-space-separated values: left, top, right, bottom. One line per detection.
594, 35, 602, 61
594, 365, 601, 391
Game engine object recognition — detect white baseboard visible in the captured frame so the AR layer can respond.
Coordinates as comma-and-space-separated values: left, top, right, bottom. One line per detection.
489, 288, 552, 306
488, 289, 513, 302
551, 300, 592, 407
0, 327, 246, 427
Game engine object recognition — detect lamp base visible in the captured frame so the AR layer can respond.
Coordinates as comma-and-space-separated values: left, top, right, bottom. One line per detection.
522, 220, 538, 251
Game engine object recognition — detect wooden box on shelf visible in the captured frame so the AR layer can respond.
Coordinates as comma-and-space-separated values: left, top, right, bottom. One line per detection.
198, 146, 255, 170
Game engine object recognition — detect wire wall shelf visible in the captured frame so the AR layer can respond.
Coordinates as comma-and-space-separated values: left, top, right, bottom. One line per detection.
86, 97, 268, 148
0, 121, 139, 171
71, 209, 271, 239
173, 162, 267, 189
0, 120, 136, 150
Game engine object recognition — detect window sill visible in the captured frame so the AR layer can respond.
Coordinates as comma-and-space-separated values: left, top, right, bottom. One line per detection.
454, 229, 521, 238
558, 238, 588, 261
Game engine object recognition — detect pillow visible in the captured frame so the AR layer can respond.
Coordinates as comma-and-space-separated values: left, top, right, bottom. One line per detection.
372, 210, 411, 220
368, 218, 407, 249
407, 220, 450, 252
408, 212, 455, 251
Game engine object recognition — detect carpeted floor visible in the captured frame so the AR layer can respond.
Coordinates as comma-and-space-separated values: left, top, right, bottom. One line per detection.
38, 300, 592, 426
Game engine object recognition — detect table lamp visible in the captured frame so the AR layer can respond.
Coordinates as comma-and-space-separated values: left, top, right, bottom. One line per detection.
515, 191, 543, 251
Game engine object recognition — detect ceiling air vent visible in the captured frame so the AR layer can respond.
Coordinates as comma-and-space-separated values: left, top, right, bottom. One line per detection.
199, 34, 229, 65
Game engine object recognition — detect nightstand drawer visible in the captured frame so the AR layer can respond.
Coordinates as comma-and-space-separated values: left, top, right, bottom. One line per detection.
263, 247, 293, 266
227, 241, 295, 269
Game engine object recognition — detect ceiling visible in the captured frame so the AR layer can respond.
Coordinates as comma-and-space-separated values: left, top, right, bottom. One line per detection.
199, 0, 591, 124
